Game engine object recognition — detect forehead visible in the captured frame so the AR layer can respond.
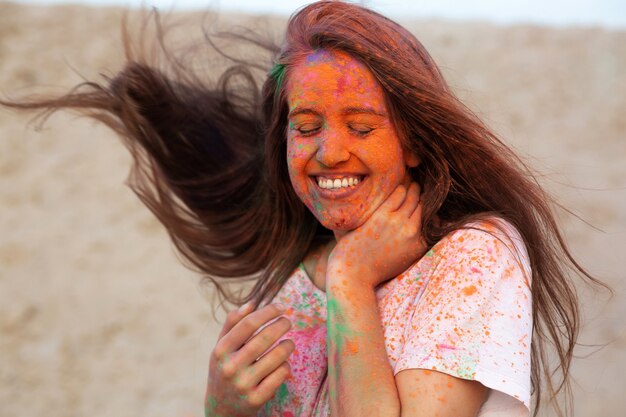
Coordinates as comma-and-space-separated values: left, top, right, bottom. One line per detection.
286, 50, 385, 108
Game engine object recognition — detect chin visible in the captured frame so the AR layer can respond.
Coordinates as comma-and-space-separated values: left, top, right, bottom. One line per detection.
316, 213, 366, 233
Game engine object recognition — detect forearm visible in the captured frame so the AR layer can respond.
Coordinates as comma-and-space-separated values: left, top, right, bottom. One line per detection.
326, 274, 400, 417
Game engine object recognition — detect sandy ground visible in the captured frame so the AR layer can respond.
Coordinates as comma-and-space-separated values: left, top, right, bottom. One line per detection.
0, 2, 624, 416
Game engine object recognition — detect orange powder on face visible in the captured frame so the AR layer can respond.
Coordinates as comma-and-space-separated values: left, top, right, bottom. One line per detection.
285, 49, 409, 232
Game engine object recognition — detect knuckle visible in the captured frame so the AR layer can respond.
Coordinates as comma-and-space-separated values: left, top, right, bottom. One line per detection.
255, 318, 289, 345
239, 316, 258, 334
261, 323, 278, 339
255, 332, 274, 348
220, 361, 237, 379
211, 343, 227, 361
245, 336, 272, 356
232, 375, 249, 395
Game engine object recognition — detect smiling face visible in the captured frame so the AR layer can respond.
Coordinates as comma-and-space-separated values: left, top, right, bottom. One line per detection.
286, 50, 417, 232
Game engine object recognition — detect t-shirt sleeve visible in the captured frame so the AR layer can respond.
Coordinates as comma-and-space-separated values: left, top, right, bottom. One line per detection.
394, 222, 533, 409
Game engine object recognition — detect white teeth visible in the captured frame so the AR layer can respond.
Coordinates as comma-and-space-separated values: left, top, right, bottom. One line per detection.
316, 176, 362, 190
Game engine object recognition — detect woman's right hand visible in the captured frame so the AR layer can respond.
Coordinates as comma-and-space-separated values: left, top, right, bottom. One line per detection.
205, 303, 295, 417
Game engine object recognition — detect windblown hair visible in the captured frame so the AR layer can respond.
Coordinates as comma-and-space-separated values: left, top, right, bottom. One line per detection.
1, 1, 607, 415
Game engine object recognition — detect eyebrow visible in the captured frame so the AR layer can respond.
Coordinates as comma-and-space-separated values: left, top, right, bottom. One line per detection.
288, 106, 387, 118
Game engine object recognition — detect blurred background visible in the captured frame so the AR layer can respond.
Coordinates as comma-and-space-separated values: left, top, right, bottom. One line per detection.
1, 1, 624, 416
9, 0, 626, 28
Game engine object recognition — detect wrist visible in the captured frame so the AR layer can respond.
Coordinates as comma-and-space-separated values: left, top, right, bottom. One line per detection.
326, 265, 378, 293
327, 251, 383, 291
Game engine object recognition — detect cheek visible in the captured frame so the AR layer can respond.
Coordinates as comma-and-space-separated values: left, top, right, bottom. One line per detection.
286, 138, 315, 199
286, 138, 312, 173
363, 140, 406, 183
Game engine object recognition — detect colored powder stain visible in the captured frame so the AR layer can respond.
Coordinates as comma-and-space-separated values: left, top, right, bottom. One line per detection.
269, 63, 286, 96
313, 200, 324, 213
205, 397, 217, 417
312, 292, 323, 304
436, 343, 457, 351
326, 297, 354, 353
457, 353, 478, 379
263, 375, 304, 416
304, 50, 332, 65
462, 285, 477, 296
336, 72, 348, 94
345, 339, 360, 355
276, 382, 289, 403
325, 296, 363, 400
300, 291, 311, 308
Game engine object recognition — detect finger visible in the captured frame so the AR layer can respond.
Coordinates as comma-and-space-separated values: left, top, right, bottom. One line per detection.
244, 339, 295, 386
248, 361, 292, 407
218, 303, 287, 353
234, 317, 292, 366
398, 182, 420, 215
413, 180, 422, 196
218, 301, 255, 339
409, 199, 424, 233
381, 184, 407, 212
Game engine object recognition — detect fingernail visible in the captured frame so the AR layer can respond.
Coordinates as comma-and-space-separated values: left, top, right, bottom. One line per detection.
275, 303, 286, 312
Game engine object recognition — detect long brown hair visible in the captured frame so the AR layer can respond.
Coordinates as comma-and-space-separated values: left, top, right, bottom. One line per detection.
0, 1, 607, 415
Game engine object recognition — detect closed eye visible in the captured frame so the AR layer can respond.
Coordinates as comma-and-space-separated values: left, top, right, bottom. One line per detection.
349, 124, 375, 136
297, 125, 321, 136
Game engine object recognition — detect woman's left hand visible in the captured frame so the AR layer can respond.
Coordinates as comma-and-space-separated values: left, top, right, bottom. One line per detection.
328, 182, 427, 289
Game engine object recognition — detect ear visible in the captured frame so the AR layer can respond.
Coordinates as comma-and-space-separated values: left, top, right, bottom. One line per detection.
403, 151, 420, 168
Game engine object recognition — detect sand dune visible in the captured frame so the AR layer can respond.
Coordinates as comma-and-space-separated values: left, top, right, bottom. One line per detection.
1, 2, 624, 416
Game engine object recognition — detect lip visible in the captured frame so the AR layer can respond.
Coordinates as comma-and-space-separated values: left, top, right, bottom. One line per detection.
309, 175, 368, 199
309, 171, 367, 179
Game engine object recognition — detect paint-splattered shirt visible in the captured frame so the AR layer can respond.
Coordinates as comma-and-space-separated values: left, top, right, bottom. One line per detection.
259, 220, 532, 417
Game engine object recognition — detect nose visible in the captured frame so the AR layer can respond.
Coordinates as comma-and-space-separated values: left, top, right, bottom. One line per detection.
315, 130, 350, 167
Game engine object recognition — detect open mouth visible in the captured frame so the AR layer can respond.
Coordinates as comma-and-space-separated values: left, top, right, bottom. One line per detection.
313, 175, 367, 191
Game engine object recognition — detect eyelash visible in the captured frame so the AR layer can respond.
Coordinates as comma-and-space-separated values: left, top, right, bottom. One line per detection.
295, 125, 374, 137
350, 126, 374, 137
297, 126, 320, 137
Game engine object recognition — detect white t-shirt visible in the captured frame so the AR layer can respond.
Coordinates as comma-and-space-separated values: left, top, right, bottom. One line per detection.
260, 219, 532, 416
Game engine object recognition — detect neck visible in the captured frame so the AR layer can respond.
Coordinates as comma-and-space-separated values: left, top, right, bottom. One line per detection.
332, 230, 346, 241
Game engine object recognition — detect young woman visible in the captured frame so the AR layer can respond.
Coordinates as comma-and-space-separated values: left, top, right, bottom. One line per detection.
1, 1, 604, 416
